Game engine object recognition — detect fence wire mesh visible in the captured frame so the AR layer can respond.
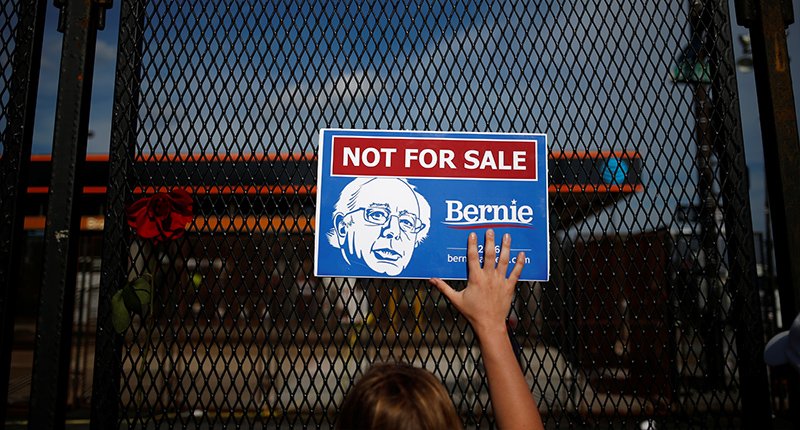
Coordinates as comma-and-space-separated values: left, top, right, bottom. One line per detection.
1, 0, 45, 418
93, 0, 765, 428
0, 0, 20, 273
0, 1, 15, 152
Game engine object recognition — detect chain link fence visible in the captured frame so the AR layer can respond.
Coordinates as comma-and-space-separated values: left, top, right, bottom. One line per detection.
0, 0, 46, 422
83, 0, 769, 428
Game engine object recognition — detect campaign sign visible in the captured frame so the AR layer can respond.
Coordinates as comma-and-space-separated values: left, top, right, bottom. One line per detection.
314, 129, 549, 281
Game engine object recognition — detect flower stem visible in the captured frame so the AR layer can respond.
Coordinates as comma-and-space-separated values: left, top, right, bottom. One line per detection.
135, 251, 157, 408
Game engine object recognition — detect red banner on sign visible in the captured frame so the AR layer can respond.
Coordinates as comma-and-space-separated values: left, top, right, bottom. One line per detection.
331, 136, 538, 180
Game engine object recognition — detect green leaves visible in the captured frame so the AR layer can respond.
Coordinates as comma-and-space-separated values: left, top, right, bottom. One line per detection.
110, 275, 153, 334
124, 276, 153, 315
111, 289, 131, 334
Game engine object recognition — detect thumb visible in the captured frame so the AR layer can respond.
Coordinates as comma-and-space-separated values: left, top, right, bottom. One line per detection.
429, 278, 459, 304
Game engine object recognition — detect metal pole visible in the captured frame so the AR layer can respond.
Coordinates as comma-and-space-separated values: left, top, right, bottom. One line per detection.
0, 0, 48, 424
28, 0, 108, 428
741, 0, 800, 339
694, 82, 726, 388
90, 0, 147, 425
708, 0, 773, 426
688, 0, 726, 390
735, 0, 800, 425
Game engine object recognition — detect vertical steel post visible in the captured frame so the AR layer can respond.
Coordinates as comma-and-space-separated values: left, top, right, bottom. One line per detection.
747, 0, 800, 342
735, 0, 800, 424
90, 0, 146, 426
710, 0, 772, 427
689, 0, 726, 390
27, 0, 107, 428
694, 82, 726, 388
0, 0, 48, 425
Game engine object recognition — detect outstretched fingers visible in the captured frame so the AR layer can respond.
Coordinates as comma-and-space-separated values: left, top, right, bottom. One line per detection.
466, 232, 481, 274
429, 277, 459, 305
508, 252, 526, 284
484, 229, 497, 269
496, 233, 511, 275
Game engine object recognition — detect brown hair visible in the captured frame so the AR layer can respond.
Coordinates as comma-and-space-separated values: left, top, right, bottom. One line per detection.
337, 362, 463, 430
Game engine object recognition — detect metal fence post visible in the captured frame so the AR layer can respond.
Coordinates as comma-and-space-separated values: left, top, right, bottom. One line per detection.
735, 0, 800, 425
0, 0, 47, 425
90, 0, 147, 426
737, 0, 800, 336
710, 1, 772, 427
27, 0, 110, 428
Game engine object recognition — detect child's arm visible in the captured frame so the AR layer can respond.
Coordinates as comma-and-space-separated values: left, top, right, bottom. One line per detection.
429, 230, 544, 430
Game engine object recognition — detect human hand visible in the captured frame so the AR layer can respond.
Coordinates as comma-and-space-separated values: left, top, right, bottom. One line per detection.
429, 229, 525, 338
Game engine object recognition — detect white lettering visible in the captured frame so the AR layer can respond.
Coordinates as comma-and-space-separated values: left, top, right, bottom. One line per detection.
448, 254, 467, 263
464, 150, 480, 169
406, 149, 459, 169
491, 205, 509, 221
517, 205, 533, 223
362, 147, 380, 167
380, 147, 397, 168
513, 151, 526, 170
343, 147, 359, 166
446, 200, 463, 222
342, 146, 397, 168
497, 151, 513, 170
461, 150, 528, 171
509, 200, 517, 222
510, 255, 531, 265
440, 150, 456, 169
405, 148, 419, 168
419, 149, 437, 169
480, 151, 497, 170
479, 204, 490, 220
443, 199, 535, 225
463, 204, 479, 222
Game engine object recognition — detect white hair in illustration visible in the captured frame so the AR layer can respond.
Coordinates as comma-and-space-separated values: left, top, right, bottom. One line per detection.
327, 177, 431, 249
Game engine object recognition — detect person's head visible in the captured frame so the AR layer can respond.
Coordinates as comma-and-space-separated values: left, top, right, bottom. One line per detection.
764, 312, 800, 375
328, 178, 430, 276
337, 362, 462, 430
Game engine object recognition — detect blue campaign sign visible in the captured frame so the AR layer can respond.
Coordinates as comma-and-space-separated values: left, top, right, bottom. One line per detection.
314, 129, 549, 281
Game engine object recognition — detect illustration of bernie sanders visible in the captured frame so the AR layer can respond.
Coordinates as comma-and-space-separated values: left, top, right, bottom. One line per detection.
327, 177, 430, 276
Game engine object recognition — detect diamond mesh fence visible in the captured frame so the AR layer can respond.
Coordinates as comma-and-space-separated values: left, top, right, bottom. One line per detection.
1, 0, 45, 414
91, 0, 767, 428
0, 2, 15, 156
0, 0, 20, 272
1, 1, 49, 426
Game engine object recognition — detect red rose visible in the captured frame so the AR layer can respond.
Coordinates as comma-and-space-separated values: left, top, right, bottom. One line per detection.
127, 189, 193, 243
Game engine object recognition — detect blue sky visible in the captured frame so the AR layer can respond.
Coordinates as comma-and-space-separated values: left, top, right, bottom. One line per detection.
25, 1, 800, 235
